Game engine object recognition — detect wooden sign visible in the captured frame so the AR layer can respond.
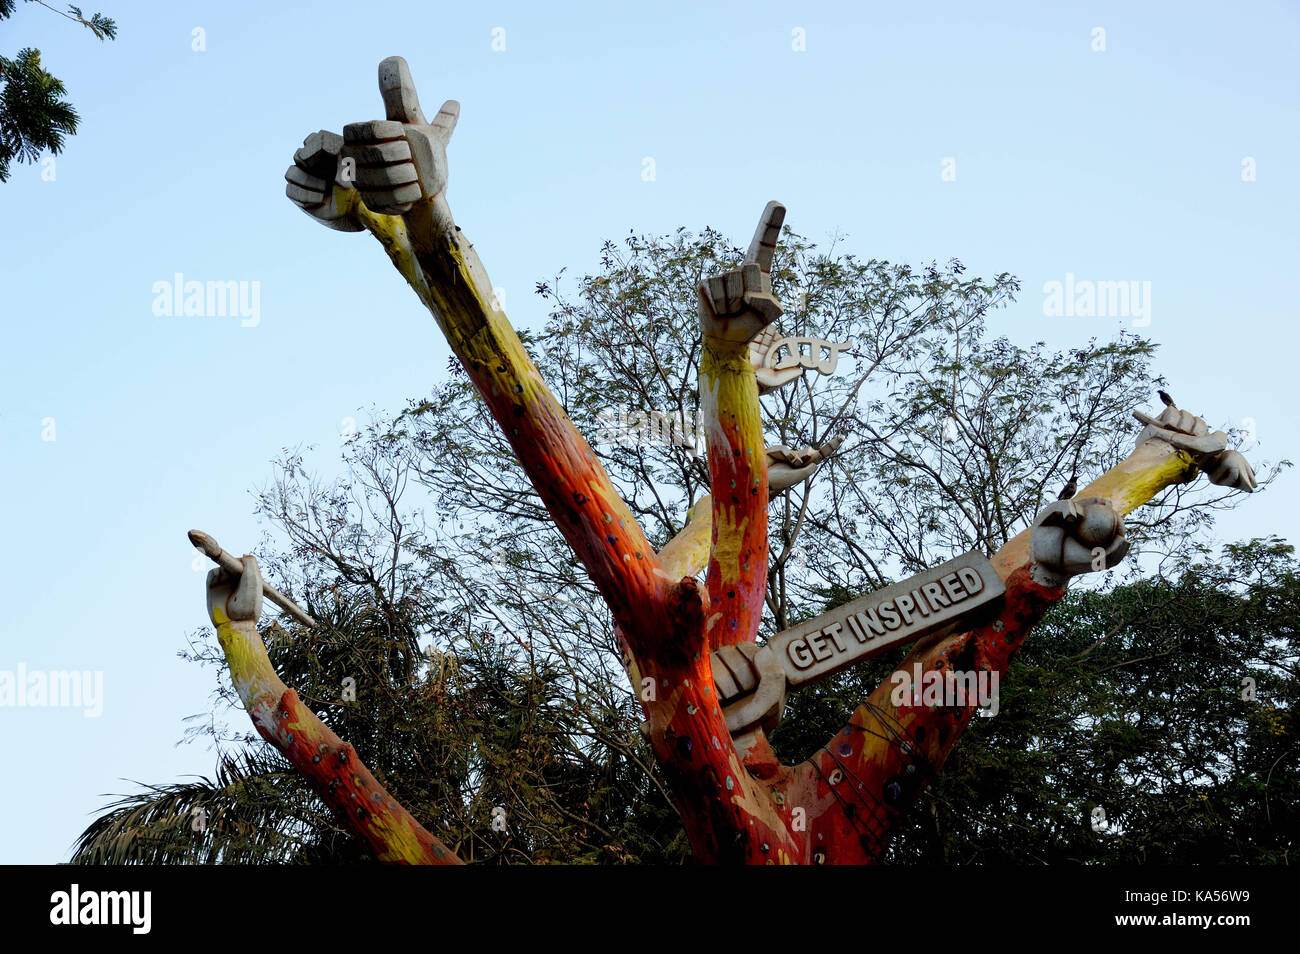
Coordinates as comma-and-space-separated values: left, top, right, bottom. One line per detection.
768, 551, 1005, 687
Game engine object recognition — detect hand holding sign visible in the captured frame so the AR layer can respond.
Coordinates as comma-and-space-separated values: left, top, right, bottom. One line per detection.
714, 552, 1006, 736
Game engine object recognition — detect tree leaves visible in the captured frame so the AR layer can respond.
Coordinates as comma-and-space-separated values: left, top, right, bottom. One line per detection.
0, 3, 116, 181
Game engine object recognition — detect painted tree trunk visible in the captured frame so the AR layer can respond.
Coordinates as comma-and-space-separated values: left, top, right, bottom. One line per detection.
321, 191, 1214, 864
208, 601, 460, 864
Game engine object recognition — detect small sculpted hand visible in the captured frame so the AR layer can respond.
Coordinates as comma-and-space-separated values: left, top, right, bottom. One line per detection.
206, 555, 264, 629
284, 130, 364, 232
1201, 449, 1256, 492
342, 56, 460, 223
766, 436, 843, 493
699, 202, 786, 346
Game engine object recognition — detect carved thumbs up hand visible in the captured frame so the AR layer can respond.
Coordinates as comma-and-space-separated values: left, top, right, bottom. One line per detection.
342, 56, 460, 223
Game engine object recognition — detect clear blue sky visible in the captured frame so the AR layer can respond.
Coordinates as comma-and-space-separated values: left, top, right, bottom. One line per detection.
0, 0, 1295, 863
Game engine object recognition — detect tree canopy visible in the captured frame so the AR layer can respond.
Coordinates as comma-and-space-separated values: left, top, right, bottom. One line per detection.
0, 1, 116, 182
72, 224, 1290, 864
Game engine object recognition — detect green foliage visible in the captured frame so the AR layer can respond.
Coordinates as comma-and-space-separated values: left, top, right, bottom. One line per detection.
74, 584, 689, 864
883, 537, 1298, 863
0, 48, 76, 181
0, 2, 116, 182
70, 749, 323, 864
73, 223, 1288, 864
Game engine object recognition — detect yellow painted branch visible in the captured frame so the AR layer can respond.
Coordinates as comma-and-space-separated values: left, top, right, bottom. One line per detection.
210, 607, 459, 864
993, 437, 1197, 576
796, 433, 1204, 862
347, 197, 673, 660
700, 339, 769, 650
658, 494, 715, 581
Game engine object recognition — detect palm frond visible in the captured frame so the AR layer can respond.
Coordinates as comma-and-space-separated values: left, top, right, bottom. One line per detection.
70, 747, 335, 864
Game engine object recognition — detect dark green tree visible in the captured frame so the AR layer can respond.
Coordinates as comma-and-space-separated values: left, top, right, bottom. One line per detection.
878, 536, 1299, 864
72, 224, 1288, 864
0, 1, 116, 182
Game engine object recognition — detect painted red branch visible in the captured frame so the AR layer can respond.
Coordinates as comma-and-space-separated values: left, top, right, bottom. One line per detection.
788, 436, 1205, 862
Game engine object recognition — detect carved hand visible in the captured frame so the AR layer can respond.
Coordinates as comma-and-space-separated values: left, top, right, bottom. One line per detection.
206, 555, 264, 629
1134, 404, 1257, 492
342, 56, 460, 223
749, 323, 804, 392
284, 130, 364, 232
699, 201, 786, 345
1030, 497, 1129, 583
766, 436, 843, 492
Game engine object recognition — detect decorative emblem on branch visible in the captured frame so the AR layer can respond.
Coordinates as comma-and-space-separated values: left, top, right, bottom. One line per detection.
749, 324, 853, 393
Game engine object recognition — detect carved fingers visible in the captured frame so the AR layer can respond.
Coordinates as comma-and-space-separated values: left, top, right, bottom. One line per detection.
1202, 449, 1257, 492
699, 202, 786, 345
1030, 498, 1129, 584
284, 130, 364, 232
343, 56, 459, 217
343, 120, 424, 215
1134, 406, 1227, 456
713, 642, 786, 734
206, 555, 264, 626
1133, 401, 1255, 492
749, 323, 804, 392
766, 435, 843, 492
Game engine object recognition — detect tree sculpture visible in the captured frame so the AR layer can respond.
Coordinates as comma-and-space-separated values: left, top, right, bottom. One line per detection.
197, 57, 1258, 864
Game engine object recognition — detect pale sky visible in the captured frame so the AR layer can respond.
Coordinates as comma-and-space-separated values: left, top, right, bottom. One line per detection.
1, 0, 1296, 862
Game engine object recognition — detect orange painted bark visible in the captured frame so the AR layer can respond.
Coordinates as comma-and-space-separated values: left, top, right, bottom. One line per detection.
260, 688, 460, 865
315, 185, 1219, 864
208, 595, 459, 864
781, 441, 1204, 863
